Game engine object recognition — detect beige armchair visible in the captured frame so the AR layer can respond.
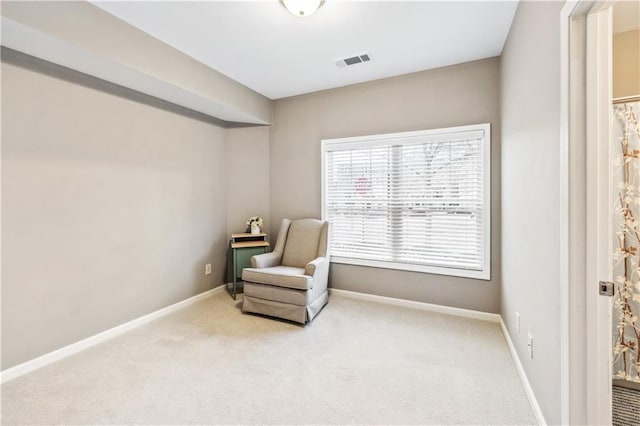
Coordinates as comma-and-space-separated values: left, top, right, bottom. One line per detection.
241, 218, 330, 324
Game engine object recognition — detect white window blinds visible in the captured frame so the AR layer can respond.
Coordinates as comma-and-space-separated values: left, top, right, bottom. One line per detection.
322, 124, 490, 280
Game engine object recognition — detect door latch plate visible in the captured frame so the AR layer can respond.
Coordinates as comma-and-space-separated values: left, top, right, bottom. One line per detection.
599, 281, 614, 297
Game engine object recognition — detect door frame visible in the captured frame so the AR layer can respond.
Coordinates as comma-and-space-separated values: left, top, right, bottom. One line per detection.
561, 1, 614, 424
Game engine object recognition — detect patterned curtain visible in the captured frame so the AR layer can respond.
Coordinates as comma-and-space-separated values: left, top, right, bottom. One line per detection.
612, 100, 640, 383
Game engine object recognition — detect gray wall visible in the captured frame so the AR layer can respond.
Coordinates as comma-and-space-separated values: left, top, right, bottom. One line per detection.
225, 126, 271, 237
1, 58, 229, 370
270, 58, 501, 313
500, 1, 564, 424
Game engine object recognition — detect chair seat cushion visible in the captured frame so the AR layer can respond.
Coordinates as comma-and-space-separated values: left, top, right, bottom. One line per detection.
242, 266, 312, 290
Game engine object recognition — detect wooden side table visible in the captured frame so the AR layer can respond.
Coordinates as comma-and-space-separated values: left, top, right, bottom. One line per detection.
229, 233, 269, 300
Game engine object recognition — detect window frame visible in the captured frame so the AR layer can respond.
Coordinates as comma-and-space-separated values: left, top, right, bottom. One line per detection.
321, 123, 491, 280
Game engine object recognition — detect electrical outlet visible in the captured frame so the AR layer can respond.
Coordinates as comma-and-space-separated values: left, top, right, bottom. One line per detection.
205, 263, 212, 275
528, 333, 533, 358
516, 312, 520, 334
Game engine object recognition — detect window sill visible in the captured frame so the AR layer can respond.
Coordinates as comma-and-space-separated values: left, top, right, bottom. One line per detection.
330, 256, 491, 281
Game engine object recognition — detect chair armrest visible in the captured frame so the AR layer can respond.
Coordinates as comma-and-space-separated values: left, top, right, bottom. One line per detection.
304, 257, 329, 276
251, 252, 281, 269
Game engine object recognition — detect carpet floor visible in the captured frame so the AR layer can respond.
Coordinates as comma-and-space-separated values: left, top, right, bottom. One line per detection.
1, 291, 536, 425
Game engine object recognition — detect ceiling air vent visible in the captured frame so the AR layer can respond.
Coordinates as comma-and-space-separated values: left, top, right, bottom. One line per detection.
336, 53, 372, 68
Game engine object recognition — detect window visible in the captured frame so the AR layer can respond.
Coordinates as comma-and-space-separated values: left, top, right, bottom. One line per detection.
321, 124, 490, 280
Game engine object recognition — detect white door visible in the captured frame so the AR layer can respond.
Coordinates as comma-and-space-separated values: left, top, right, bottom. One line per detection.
565, 2, 638, 424
586, 4, 613, 425
560, 0, 613, 425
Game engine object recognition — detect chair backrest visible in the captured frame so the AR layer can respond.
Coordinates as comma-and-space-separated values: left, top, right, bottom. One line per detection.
280, 218, 329, 268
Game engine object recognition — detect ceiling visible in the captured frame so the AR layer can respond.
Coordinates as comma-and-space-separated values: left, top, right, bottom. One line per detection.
613, 0, 640, 34
93, 1, 518, 100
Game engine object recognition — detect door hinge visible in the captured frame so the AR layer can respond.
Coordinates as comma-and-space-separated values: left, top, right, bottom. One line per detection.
599, 281, 614, 297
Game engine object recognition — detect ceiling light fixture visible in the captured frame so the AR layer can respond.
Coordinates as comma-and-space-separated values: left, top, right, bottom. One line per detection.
281, 0, 324, 17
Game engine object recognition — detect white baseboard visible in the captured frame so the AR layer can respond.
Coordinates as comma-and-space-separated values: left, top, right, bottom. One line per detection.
329, 288, 501, 323
499, 317, 547, 425
1, 285, 226, 384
